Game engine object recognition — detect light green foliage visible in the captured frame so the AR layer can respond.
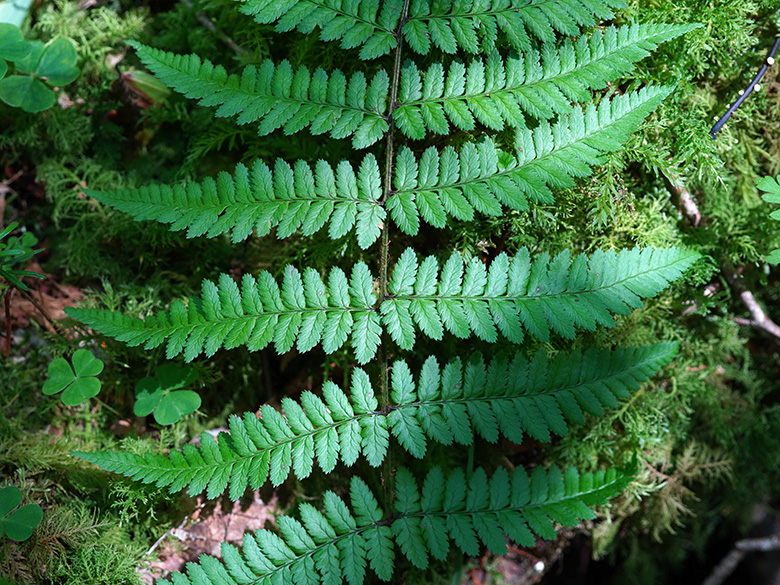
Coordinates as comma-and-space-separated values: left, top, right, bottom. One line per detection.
0, 485, 43, 542
133, 364, 201, 426
0, 25, 79, 112
393, 24, 696, 137
75, 343, 676, 499
156, 466, 630, 585
128, 41, 391, 149
42, 349, 104, 406
125, 23, 691, 149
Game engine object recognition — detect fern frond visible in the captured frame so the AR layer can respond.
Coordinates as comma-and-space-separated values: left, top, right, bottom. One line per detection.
72, 343, 675, 497
155, 465, 630, 584
393, 23, 697, 138
238, 0, 628, 59
128, 42, 390, 149
85, 155, 386, 248
65, 247, 699, 362
389, 85, 673, 231
756, 175, 780, 263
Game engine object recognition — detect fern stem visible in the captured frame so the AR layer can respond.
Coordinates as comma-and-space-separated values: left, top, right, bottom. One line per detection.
378, 0, 411, 514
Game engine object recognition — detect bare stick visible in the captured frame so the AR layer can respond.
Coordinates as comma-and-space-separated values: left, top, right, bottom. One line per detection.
664, 172, 701, 226
710, 37, 780, 139
702, 535, 780, 585
722, 263, 780, 339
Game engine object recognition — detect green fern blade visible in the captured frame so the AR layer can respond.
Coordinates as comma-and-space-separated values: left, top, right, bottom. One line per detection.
389, 85, 673, 233
756, 175, 780, 263
65, 248, 697, 362
72, 344, 673, 498
85, 156, 385, 247
158, 465, 630, 585
393, 23, 698, 136
128, 42, 388, 148
237, 0, 627, 58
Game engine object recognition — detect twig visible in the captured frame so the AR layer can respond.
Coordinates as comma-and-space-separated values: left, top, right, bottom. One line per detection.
144, 503, 205, 557
16, 287, 65, 336
664, 172, 701, 227
665, 178, 780, 339
710, 37, 780, 139
702, 535, 780, 585
722, 263, 780, 339
180, 0, 244, 56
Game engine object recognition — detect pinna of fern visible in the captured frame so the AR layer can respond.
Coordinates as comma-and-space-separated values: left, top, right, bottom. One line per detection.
66, 247, 699, 364
123, 23, 695, 149
73, 343, 677, 500
239, 0, 630, 58
157, 465, 630, 585
87, 85, 674, 248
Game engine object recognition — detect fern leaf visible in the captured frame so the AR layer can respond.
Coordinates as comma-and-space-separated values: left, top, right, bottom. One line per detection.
66, 248, 698, 362
128, 42, 390, 148
85, 155, 386, 248
389, 85, 673, 231
155, 465, 630, 584
756, 175, 780, 263
393, 23, 698, 137
72, 343, 675, 497
237, 0, 628, 59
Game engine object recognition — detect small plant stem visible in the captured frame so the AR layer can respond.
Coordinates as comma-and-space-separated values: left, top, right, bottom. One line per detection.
3, 288, 10, 358
17, 287, 64, 336
710, 37, 780, 139
180, 0, 245, 55
378, 0, 410, 512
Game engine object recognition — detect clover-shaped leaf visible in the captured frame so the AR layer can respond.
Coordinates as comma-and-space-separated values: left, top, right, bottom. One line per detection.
0, 486, 42, 542
36, 38, 79, 86
42, 349, 104, 406
134, 364, 200, 426
0, 24, 31, 62
0, 37, 78, 113
0, 75, 54, 112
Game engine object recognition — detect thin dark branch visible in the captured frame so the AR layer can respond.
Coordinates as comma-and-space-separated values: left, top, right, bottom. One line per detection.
17, 287, 65, 336
180, 0, 245, 55
710, 37, 780, 139
3, 289, 10, 358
